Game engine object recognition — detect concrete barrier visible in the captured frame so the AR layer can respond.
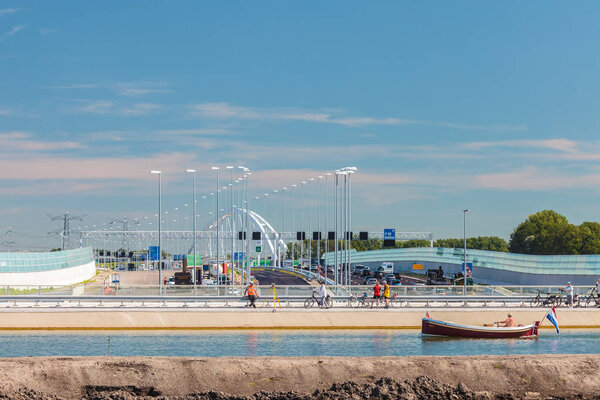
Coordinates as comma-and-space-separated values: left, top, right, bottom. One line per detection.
1, 308, 600, 329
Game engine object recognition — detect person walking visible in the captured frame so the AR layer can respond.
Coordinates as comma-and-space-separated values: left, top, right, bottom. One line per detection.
244, 281, 258, 309
371, 281, 382, 308
563, 282, 574, 308
382, 280, 391, 308
318, 281, 327, 308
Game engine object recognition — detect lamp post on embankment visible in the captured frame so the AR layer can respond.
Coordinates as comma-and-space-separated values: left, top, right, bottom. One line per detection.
463, 209, 470, 297
150, 170, 162, 293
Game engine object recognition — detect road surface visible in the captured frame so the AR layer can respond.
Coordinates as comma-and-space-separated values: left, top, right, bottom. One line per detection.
252, 270, 309, 285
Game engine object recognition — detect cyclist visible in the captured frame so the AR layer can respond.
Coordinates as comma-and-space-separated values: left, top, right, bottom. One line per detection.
382, 280, 391, 308
596, 279, 600, 302
318, 282, 327, 307
371, 281, 382, 308
244, 281, 258, 309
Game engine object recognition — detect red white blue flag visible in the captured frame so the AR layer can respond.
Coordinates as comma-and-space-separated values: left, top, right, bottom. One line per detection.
546, 307, 559, 333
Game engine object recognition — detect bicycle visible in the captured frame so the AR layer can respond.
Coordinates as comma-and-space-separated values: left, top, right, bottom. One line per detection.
579, 288, 600, 307
530, 289, 561, 307
304, 291, 333, 309
349, 293, 370, 308
388, 293, 401, 307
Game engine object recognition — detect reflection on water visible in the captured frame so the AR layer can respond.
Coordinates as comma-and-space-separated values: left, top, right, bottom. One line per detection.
0, 329, 597, 358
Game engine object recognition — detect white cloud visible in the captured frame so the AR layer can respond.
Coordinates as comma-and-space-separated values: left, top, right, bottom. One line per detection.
79, 101, 114, 114
115, 82, 170, 96
189, 102, 524, 131
1, 25, 26, 40
121, 103, 162, 115
466, 138, 578, 153
0, 132, 83, 152
75, 101, 161, 116
0, 109, 10, 116
49, 83, 98, 89
474, 167, 600, 191
0, 9, 20, 16
157, 128, 231, 135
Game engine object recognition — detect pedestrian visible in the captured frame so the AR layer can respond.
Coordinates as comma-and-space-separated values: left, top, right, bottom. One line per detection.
244, 281, 258, 308
563, 282, 574, 308
371, 281, 381, 308
596, 279, 600, 300
318, 281, 327, 307
383, 280, 391, 308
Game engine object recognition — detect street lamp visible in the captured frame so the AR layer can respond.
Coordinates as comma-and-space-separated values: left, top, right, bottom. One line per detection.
291, 184, 297, 264
186, 169, 197, 286
211, 166, 220, 287
317, 176, 323, 269
463, 209, 471, 296
149, 170, 162, 291
227, 166, 234, 284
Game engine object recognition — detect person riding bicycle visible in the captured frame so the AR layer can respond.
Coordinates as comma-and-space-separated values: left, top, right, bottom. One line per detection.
382, 280, 391, 308
371, 281, 382, 308
244, 281, 258, 309
596, 279, 600, 300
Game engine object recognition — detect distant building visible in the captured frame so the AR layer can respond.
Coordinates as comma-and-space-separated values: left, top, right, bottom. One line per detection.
0, 247, 95, 286
325, 247, 600, 285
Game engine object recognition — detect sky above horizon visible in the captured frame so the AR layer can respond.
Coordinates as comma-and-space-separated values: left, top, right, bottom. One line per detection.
2, 1, 600, 249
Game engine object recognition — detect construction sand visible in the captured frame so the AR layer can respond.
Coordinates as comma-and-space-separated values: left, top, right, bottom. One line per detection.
0, 355, 598, 399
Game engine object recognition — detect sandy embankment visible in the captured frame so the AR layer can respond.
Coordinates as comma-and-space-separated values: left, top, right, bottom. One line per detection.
0, 355, 599, 399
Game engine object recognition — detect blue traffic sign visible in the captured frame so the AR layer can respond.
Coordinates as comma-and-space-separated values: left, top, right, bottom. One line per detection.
148, 246, 160, 261
384, 229, 396, 240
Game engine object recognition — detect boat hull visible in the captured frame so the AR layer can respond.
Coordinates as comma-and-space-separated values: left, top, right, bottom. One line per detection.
422, 318, 538, 338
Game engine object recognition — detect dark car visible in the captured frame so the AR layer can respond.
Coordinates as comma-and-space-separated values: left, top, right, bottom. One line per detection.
361, 269, 372, 277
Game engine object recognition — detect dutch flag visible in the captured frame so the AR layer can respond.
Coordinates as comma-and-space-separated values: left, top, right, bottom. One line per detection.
546, 307, 560, 334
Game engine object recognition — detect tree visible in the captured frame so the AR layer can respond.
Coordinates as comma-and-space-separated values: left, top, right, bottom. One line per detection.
509, 210, 571, 254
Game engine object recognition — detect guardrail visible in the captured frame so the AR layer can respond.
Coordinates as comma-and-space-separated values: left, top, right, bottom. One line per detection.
0, 292, 597, 308
1, 284, 595, 296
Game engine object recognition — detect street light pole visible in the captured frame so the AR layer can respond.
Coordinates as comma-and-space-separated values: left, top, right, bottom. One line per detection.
463, 209, 470, 296
186, 169, 197, 288
227, 166, 234, 284
150, 170, 162, 292
211, 167, 220, 287
291, 184, 296, 264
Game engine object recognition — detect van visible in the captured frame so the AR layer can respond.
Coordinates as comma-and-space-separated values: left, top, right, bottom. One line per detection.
377, 262, 394, 274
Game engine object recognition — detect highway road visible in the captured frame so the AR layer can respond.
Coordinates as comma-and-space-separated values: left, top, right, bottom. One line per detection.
252, 270, 310, 286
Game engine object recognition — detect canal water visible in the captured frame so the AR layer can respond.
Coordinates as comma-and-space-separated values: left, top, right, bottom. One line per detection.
0, 330, 598, 357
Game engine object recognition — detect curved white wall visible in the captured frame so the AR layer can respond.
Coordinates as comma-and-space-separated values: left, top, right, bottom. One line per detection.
0, 260, 96, 286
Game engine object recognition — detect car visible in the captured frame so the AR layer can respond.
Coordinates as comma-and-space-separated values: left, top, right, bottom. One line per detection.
385, 273, 395, 280
365, 277, 378, 285
389, 279, 402, 286
326, 265, 334, 273
166, 277, 175, 286
361, 268, 372, 277
353, 265, 366, 275
374, 271, 384, 279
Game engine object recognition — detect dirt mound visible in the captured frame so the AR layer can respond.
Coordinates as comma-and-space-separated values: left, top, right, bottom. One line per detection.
0, 376, 592, 400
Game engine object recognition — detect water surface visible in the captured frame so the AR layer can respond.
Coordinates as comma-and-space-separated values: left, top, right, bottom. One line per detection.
0, 329, 597, 358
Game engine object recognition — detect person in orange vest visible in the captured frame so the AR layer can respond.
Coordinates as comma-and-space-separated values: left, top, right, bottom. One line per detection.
370, 281, 382, 308
244, 281, 258, 308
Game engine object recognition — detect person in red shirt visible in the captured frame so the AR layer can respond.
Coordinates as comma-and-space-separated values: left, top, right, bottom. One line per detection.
370, 281, 382, 308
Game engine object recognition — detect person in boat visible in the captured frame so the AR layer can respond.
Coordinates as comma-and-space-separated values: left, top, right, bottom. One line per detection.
371, 281, 382, 308
495, 313, 515, 327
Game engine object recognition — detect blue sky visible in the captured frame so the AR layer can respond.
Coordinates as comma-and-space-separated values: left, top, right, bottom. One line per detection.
1, 1, 600, 249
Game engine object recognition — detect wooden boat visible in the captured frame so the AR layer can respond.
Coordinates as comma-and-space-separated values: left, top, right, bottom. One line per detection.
422, 317, 540, 338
